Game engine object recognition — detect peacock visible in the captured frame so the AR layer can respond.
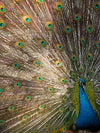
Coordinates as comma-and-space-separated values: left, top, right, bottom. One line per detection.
0, 0, 100, 132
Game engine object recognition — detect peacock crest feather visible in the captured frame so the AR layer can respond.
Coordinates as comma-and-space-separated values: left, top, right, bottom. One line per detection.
0, 0, 100, 132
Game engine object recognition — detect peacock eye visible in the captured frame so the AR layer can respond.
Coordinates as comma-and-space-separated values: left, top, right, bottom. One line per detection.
48, 87, 54, 92
15, 81, 21, 88
39, 104, 45, 109
57, 44, 63, 50
8, 105, 15, 112
37, 76, 43, 81
19, 42, 22, 46
88, 70, 94, 77
23, 16, 31, 24
94, 2, 100, 10
0, 5, 6, 14
74, 14, 81, 21
0, 120, 5, 125
71, 54, 77, 61
55, 61, 62, 67
54, 127, 58, 131
46, 21, 53, 29
95, 4, 99, 8
86, 53, 93, 60
33, 60, 40, 66
44, 124, 49, 129
1, 7, 5, 12
57, 5, 61, 9
41, 41, 45, 46
22, 115, 28, 121
16, 41, 23, 48
86, 25, 93, 33
62, 127, 67, 132
60, 78, 66, 84
13, 62, 20, 69
0, 20, 5, 29
55, 2, 63, 11
59, 107, 64, 112
66, 122, 70, 127
26, 96, 31, 101
78, 66, 84, 73
26, 18, 30, 22
96, 41, 100, 49
39, 39, 46, 46
80, 38, 86, 45
65, 26, 71, 33
48, 24, 52, 27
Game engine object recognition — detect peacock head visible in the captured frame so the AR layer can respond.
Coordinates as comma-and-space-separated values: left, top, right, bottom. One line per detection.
79, 78, 86, 90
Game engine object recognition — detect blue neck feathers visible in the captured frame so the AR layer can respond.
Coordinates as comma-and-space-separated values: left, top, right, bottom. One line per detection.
76, 83, 99, 130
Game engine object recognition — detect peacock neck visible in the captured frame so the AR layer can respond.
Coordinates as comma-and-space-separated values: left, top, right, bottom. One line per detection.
76, 86, 99, 130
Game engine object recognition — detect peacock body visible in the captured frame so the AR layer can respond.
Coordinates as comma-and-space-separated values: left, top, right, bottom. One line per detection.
0, 0, 100, 133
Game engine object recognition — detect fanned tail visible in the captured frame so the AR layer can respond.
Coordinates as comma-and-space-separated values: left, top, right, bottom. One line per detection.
0, 0, 100, 132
